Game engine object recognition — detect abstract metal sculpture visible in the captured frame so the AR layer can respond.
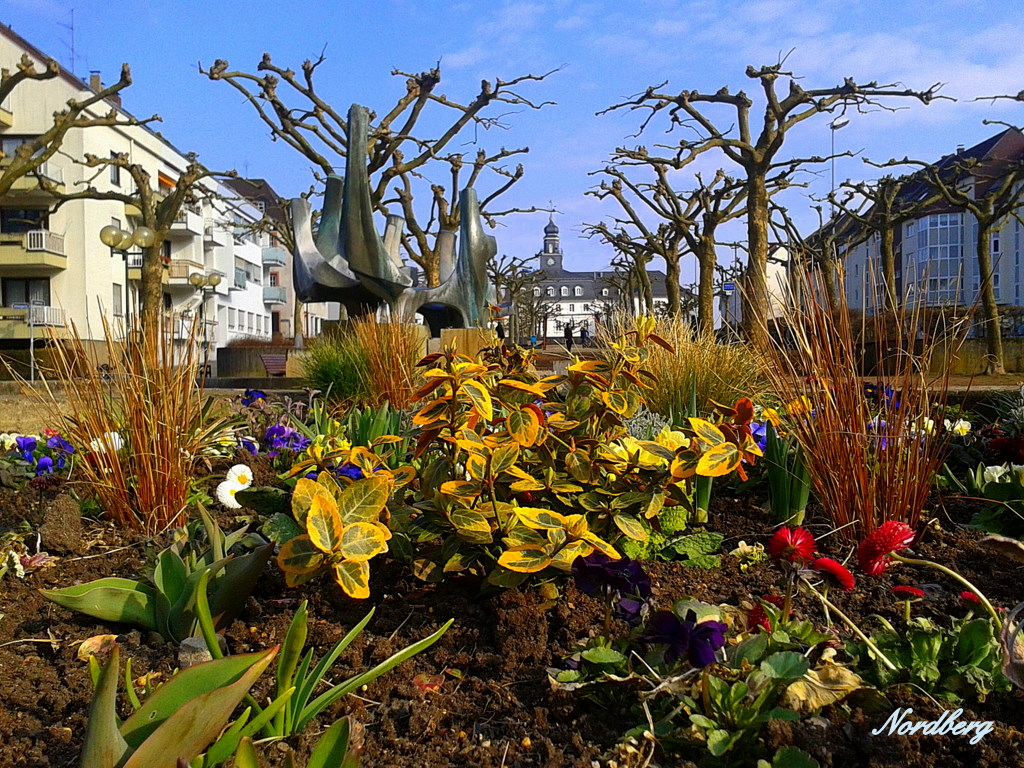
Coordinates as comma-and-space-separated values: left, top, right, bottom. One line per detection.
291, 104, 498, 333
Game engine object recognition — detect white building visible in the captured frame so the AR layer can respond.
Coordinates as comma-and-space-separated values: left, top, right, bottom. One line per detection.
0, 25, 301, 373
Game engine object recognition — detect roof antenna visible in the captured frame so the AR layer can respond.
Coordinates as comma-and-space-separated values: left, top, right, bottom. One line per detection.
58, 8, 76, 75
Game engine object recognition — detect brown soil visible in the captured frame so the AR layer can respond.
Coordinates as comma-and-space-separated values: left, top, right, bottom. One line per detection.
1, 490, 1023, 767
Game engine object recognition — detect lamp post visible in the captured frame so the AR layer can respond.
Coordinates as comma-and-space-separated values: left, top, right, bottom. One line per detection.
829, 117, 850, 218
188, 271, 222, 377
99, 224, 156, 329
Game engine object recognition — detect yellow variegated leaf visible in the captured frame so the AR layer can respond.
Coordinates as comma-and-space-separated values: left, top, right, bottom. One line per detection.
391, 465, 416, 487
515, 507, 568, 530
689, 417, 726, 447
563, 514, 588, 539
670, 453, 699, 480
509, 478, 546, 492
582, 532, 620, 559
491, 442, 520, 473
602, 390, 629, 415
373, 521, 392, 542
339, 474, 392, 524
696, 442, 741, 477
339, 522, 389, 562
636, 441, 676, 462
333, 560, 371, 599
284, 568, 322, 588
460, 380, 493, 422
465, 453, 488, 481
565, 451, 592, 483
497, 378, 547, 397
422, 367, 450, 379
349, 446, 379, 473
503, 526, 547, 549
306, 493, 344, 553
550, 480, 583, 494
498, 548, 552, 573
502, 464, 535, 481
291, 478, 327, 525
453, 361, 488, 376
413, 398, 451, 426
549, 540, 592, 571
371, 435, 403, 447
507, 407, 541, 447
277, 534, 326, 574
546, 527, 567, 548
613, 513, 648, 542
441, 480, 482, 501
449, 507, 493, 533
568, 360, 612, 373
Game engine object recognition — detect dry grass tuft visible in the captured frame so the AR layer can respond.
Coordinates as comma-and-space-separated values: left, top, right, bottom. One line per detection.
351, 316, 423, 409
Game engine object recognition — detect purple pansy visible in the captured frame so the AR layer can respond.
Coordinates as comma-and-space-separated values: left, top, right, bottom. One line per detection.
638, 609, 727, 668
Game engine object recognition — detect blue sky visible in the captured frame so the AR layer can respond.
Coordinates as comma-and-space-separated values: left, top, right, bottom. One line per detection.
5, 0, 1024, 281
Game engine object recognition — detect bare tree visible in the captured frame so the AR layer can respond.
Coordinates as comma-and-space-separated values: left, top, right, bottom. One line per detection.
487, 252, 544, 342
582, 221, 656, 313
1, 58, 154, 199
51, 154, 236, 330
601, 62, 946, 345
203, 56, 556, 286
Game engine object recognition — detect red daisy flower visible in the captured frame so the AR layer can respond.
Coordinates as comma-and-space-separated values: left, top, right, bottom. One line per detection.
747, 604, 771, 633
857, 521, 915, 575
810, 557, 855, 591
768, 526, 816, 564
960, 591, 982, 604
892, 585, 925, 599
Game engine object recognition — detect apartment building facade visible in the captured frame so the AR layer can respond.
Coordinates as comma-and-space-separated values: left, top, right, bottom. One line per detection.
0, 25, 308, 371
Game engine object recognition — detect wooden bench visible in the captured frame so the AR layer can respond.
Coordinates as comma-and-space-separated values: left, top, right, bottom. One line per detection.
259, 353, 288, 377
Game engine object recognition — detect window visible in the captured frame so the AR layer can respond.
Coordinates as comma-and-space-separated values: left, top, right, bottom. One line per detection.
916, 213, 963, 304
3, 278, 49, 307
0, 208, 49, 233
560, 286, 569, 297
269, 272, 279, 287
228, 308, 236, 328
112, 284, 123, 316
546, 286, 554, 297
574, 286, 583, 296
255, 200, 266, 214
569, 304, 575, 313
906, 221, 915, 237
110, 153, 121, 186
601, 288, 609, 297
533, 287, 540, 297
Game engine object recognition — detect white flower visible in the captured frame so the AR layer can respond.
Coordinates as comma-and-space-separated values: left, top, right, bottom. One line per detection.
216, 480, 244, 509
226, 464, 254, 489
944, 418, 971, 436
1013, 464, 1024, 477
984, 464, 1011, 484
89, 431, 124, 453
0, 433, 15, 451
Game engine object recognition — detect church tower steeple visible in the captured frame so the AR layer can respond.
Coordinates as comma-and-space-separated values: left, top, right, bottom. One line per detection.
538, 215, 563, 271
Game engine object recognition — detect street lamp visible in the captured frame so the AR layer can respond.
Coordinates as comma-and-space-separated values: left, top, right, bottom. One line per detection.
829, 117, 850, 217
99, 224, 156, 329
188, 271, 222, 377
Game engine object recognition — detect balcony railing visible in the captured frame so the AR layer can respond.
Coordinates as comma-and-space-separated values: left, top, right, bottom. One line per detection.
263, 285, 286, 304
25, 229, 65, 256
0, 305, 67, 327
262, 246, 287, 267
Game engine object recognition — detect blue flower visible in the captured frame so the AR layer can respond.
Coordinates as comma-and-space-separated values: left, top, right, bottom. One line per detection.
35, 455, 53, 475
572, 552, 652, 600
750, 421, 768, 453
638, 609, 727, 668
334, 463, 364, 481
47, 435, 74, 454
241, 389, 267, 407
16, 436, 36, 462
237, 436, 258, 455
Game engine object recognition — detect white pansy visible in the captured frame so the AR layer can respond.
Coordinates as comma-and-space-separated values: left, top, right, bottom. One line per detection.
216, 480, 244, 509
944, 418, 971, 436
225, 464, 254, 489
983, 464, 1011, 484
89, 431, 124, 453
1013, 464, 1024, 477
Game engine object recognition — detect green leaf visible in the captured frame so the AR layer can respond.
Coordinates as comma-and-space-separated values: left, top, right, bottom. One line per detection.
760, 651, 810, 680
261, 512, 304, 547
153, 549, 188, 607
235, 486, 291, 517
707, 728, 742, 756
80, 645, 130, 768
682, 554, 721, 569
40, 578, 157, 631
449, 507, 493, 534
307, 717, 357, 768
232, 737, 259, 768
491, 442, 520, 474
120, 648, 278, 748
955, 618, 995, 667
295, 619, 453, 733
122, 649, 277, 768
673, 532, 725, 558
771, 746, 820, 768
581, 647, 627, 665
689, 714, 718, 729
612, 513, 648, 541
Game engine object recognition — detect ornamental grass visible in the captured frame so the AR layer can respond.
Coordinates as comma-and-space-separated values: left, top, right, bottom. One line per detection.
598, 311, 769, 418
754, 266, 969, 542
40, 314, 224, 534
351, 315, 423, 409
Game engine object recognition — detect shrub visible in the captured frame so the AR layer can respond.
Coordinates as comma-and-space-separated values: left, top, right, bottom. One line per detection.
300, 326, 369, 403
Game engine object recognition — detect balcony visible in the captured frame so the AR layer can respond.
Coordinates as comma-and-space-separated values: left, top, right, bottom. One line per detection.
169, 206, 203, 237
262, 246, 287, 267
168, 259, 206, 283
263, 285, 286, 305
124, 254, 170, 285
0, 158, 65, 194
0, 305, 67, 340
0, 230, 67, 273
203, 220, 230, 247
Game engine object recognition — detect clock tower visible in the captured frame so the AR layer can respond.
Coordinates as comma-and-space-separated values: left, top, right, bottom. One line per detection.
538, 215, 563, 271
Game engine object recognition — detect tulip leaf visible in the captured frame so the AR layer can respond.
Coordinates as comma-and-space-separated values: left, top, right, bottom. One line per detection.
80, 645, 130, 768
41, 578, 158, 631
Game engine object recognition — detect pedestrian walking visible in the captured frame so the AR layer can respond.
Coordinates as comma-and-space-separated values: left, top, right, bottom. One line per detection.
564, 322, 574, 353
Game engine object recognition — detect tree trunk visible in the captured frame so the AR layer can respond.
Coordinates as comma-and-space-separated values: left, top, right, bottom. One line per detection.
818, 250, 840, 314
742, 173, 770, 347
635, 260, 654, 314
293, 298, 305, 348
664, 251, 681, 317
879, 226, 897, 309
140, 241, 164, 334
976, 221, 1005, 375
697, 235, 717, 334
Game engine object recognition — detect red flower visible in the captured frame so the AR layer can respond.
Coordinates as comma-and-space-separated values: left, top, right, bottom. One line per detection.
747, 604, 771, 633
857, 521, 915, 575
960, 591, 982, 604
810, 557, 855, 591
763, 594, 785, 609
768, 526, 816, 564
892, 586, 925, 599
